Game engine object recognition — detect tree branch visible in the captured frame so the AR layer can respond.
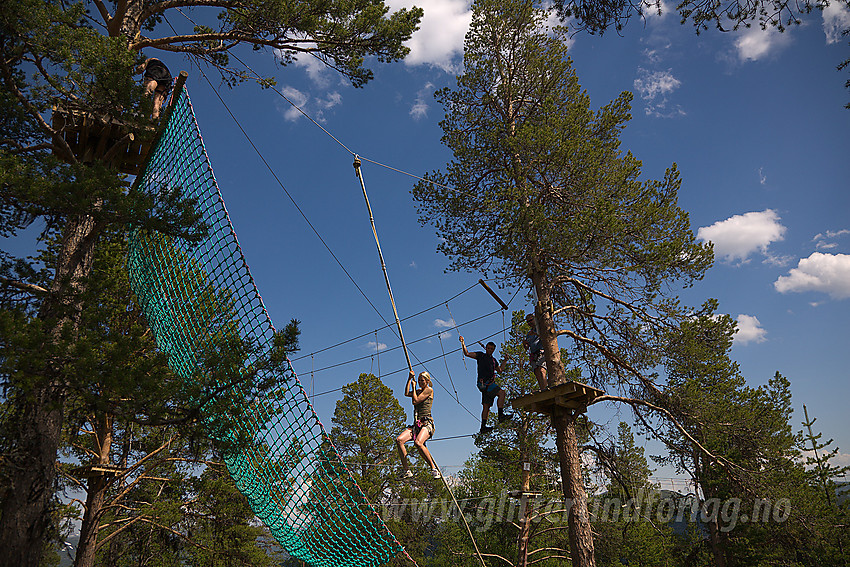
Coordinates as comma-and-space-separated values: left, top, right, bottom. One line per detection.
596, 393, 750, 481
529, 553, 570, 565
131, 32, 321, 53
0, 56, 77, 163
448, 548, 514, 566
0, 278, 49, 295
90, 0, 112, 26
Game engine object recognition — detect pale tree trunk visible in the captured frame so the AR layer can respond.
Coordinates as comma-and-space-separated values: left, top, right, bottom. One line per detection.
694, 444, 727, 567
516, 495, 533, 567
553, 408, 596, 567
516, 419, 532, 567
74, 414, 114, 567
0, 213, 99, 567
530, 271, 596, 567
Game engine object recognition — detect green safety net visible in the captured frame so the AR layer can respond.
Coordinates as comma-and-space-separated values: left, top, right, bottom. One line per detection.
126, 83, 407, 567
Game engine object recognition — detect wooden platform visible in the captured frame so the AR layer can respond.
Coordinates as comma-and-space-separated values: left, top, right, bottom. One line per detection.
50, 71, 187, 175
511, 380, 604, 415
51, 105, 155, 175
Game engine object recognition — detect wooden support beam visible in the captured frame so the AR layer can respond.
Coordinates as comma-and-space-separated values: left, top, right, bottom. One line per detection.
511, 380, 604, 416
509, 490, 543, 499
71, 464, 126, 479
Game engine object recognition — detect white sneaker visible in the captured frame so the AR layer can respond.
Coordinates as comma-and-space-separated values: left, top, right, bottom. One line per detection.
430, 468, 442, 479
399, 469, 414, 480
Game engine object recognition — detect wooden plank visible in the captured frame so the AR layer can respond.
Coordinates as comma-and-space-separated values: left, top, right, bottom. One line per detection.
512, 380, 604, 416
511, 380, 603, 410
51, 71, 186, 173
511, 382, 575, 409
509, 490, 542, 499
93, 120, 113, 161
71, 464, 126, 479
553, 396, 582, 410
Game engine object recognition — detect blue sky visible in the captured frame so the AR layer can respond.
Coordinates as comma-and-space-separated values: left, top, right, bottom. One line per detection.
100, 1, 850, 482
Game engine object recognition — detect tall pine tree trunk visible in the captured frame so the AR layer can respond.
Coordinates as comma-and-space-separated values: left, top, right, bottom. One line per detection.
553, 408, 596, 567
0, 213, 98, 567
516, 421, 533, 567
532, 273, 596, 567
74, 414, 114, 567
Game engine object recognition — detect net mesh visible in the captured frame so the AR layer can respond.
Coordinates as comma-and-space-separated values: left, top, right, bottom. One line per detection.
126, 83, 405, 567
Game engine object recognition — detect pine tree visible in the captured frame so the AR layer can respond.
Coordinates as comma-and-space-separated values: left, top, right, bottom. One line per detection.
0, 0, 420, 561
592, 423, 677, 567
32, 232, 298, 567
412, 0, 712, 563
330, 373, 407, 502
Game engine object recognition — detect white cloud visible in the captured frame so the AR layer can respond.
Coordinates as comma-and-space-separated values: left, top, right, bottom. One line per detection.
277, 46, 339, 89
813, 229, 850, 251
293, 52, 333, 87
410, 82, 434, 120
800, 450, 850, 469
823, 1, 850, 44
633, 68, 685, 117
816, 242, 839, 251
733, 26, 792, 62
831, 451, 850, 468
774, 252, 850, 299
278, 86, 309, 122
763, 252, 794, 268
366, 341, 388, 352
758, 167, 767, 185
386, 0, 472, 71
439, 330, 453, 339
434, 317, 455, 328
640, 0, 667, 20
697, 209, 786, 264
318, 91, 342, 110
409, 260, 418, 268
542, 7, 574, 47
276, 86, 341, 123
734, 314, 767, 345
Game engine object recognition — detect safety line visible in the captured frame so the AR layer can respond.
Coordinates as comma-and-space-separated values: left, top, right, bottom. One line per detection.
290, 281, 480, 362
435, 457, 487, 567
437, 333, 460, 404
304, 308, 503, 374
310, 322, 518, 399
354, 156, 412, 373
189, 60, 480, 420
226, 51, 464, 196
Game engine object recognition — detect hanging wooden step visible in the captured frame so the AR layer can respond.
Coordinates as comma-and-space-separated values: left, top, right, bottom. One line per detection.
508, 490, 542, 499
511, 380, 604, 416
51, 71, 187, 175
71, 464, 126, 479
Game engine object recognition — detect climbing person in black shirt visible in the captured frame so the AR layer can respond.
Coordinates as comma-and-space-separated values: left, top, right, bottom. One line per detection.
135, 56, 173, 120
459, 335, 512, 434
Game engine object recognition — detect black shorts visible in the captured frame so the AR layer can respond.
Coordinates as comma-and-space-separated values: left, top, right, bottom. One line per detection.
478, 381, 500, 406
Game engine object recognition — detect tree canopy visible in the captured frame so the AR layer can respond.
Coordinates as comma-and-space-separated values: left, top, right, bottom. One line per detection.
413, 0, 712, 563
0, 0, 420, 562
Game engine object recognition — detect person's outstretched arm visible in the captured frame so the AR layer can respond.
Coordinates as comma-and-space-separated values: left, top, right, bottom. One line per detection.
459, 336, 476, 359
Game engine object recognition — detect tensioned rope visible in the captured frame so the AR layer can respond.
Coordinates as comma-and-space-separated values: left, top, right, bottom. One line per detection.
311, 323, 519, 399
188, 65, 483, 421
353, 156, 412, 374
290, 281, 481, 362
126, 81, 415, 567
304, 308, 503, 375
